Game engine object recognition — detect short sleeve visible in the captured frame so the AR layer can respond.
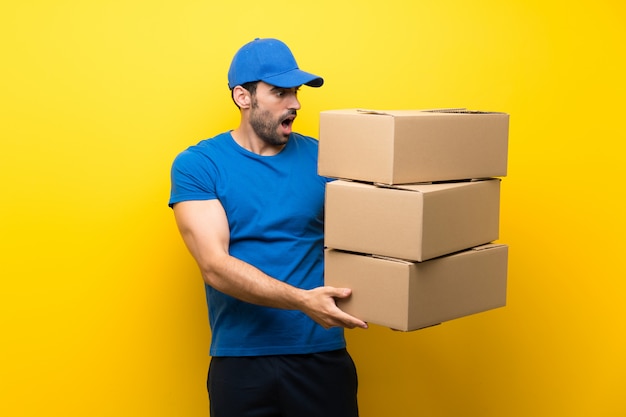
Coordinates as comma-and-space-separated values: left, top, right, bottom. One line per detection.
168, 148, 218, 207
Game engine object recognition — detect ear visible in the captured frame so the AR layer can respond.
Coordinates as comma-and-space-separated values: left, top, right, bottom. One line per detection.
232, 85, 252, 109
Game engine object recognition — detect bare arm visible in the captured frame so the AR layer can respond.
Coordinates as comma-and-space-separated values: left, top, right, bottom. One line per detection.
172, 199, 368, 330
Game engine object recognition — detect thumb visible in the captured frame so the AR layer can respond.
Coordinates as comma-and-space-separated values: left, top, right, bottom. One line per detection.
331, 287, 352, 299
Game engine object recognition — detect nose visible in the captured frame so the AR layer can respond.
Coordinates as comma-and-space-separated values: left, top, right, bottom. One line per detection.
288, 93, 301, 110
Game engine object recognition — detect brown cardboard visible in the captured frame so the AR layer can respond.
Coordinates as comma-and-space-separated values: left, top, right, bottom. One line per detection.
324, 244, 508, 331
325, 178, 500, 262
318, 109, 509, 184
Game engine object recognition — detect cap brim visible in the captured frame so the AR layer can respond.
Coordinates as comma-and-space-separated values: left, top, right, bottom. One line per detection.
262, 69, 324, 88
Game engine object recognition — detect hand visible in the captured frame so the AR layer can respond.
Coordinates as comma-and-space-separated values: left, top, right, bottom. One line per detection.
300, 286, 368, 330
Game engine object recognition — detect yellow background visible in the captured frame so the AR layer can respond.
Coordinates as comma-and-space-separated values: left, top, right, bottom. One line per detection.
2, 1, 625, 416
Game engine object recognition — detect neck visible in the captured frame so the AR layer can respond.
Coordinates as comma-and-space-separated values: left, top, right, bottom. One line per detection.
231, 124, 286, 156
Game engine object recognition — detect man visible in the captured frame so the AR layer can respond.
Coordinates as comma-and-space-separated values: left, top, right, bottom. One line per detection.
169, 38, 367, 417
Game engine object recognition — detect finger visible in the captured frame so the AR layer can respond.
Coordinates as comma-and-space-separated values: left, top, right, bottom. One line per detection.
327, 287, 352, 299
337, 310, 368, 329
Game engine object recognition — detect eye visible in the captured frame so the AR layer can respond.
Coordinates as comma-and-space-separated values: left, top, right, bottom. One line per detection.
274, 88, 298, 98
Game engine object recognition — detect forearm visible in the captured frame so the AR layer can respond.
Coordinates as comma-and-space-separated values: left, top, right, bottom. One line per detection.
199, 252, 307, 311
199, 253, 366, 329
172, 200, 367, 329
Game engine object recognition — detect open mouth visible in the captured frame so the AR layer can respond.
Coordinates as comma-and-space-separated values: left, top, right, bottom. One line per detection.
281, 113, 296, 128
280, 113, 296, 134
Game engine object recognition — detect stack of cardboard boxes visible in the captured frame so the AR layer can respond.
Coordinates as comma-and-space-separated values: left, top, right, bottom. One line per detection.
319, 109, 510, 331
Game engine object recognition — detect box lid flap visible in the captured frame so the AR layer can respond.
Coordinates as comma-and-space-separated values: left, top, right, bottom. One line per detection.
374, 178, 498, 193
355, 109, 468, 117
371, 254, 414, 265
321, 108, 506, 117
471, 243, 507, 251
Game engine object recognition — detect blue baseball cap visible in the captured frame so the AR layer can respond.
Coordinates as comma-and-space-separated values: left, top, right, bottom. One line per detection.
227, 38, 324, 90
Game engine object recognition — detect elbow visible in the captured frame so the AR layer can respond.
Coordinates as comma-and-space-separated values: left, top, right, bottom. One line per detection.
198, 262, 219, 287
196, 254, 227, 289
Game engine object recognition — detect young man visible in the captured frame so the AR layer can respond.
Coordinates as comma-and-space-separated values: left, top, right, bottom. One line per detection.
169, 38, 367, 417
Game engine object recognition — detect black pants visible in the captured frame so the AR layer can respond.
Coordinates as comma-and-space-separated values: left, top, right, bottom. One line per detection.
207, 349, 359, 417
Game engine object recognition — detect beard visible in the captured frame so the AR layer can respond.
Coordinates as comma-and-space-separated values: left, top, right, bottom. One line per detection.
249, 99, 296, 147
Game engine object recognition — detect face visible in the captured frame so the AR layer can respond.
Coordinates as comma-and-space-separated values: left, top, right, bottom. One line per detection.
248, 82, 301, 147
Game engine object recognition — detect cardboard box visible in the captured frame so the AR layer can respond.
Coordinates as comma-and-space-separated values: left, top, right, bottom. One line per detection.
324, 244, 508, 331
325, 178, 500, 262
318, 109, 509, 184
